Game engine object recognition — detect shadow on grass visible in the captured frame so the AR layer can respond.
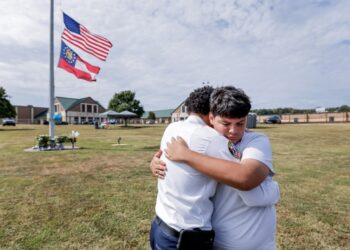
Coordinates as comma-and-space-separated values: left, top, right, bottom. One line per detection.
108, 125, 157, 129
253, 126, 280, 130
139, 145, 160, 151
81, 146, 133, 151
0, 128, 36, 131
81, 145, 160, 152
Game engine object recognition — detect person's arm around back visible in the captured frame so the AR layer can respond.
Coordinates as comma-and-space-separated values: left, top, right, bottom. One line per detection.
164, 137, 269, 191
150, 150, 167, 179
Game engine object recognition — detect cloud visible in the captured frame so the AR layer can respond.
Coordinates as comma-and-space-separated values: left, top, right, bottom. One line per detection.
1, 0, 349, 110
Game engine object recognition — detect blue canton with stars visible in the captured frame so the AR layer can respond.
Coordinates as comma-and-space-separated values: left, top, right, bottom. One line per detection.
60, 41, 77, 66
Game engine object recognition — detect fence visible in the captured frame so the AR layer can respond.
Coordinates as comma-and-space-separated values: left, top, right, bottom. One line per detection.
258, 112, 349, 124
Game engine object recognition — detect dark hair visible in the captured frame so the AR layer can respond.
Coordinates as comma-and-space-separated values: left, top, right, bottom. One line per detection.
185, 85, 214, 115
210, 86, 251, 118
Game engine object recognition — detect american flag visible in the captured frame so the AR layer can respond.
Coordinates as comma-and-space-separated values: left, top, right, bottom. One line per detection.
62, 12, 113, 61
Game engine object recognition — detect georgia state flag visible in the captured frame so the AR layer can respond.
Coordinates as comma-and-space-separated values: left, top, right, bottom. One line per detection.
57, 41, 100, 82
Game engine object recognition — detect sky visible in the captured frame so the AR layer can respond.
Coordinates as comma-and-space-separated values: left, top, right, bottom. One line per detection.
0, 0, 349, 111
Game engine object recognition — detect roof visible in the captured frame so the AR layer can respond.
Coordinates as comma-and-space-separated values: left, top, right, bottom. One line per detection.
56, 96, 105, 110
56, 97, 82, 110
34, 109, 48, 119
99, 110, 121, 117
99, 110, 138, 118
99, 110, 137, 118
142, 109, 174, 119
171, 101, 186, 115
119, 110, 137, 116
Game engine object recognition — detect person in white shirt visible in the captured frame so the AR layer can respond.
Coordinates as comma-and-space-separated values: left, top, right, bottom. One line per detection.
150, 86, 218, 250
151, 86, 279, 250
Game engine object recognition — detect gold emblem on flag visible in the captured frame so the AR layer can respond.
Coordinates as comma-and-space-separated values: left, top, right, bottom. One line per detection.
65, 48, 73, 60
63, 46, 76, 64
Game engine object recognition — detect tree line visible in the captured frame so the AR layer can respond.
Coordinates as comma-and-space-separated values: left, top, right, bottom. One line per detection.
251, 105, 350, 116
1, 85, 350, 119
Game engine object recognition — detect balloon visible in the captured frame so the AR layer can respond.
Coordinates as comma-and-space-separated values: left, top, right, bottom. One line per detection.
53, 113, 62, 122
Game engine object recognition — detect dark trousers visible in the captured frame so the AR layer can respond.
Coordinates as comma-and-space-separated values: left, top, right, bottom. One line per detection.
150, 217, 178, 250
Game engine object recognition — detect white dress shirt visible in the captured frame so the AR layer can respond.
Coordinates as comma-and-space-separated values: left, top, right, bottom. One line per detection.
156, 116, 279, 249
211, 131, 279, 250
155, 115, 219, 231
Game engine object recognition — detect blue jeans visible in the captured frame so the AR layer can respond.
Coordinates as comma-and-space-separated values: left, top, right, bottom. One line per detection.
150, 218, 178, 250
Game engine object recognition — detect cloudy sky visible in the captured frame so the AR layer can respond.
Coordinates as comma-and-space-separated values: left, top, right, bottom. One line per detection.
1, 0, 349, 111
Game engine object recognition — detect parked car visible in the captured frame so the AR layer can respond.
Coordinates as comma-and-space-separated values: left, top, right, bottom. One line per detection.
264, 115, 282, 124
2, 118, 16, 126
146, 120, 155, 124
81, 120, 94, 125
55, 121, 68, 125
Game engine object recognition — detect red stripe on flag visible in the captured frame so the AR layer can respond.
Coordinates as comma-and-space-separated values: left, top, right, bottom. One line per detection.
58, 58, 98, 82
80, 31, 111, 51
62, 30, 108, 56
62, 29, 109, 61
80, 26, 112, 47
62, 28, 112, 61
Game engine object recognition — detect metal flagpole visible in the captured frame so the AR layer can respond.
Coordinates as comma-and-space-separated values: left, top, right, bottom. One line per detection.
49, 0, 55, 142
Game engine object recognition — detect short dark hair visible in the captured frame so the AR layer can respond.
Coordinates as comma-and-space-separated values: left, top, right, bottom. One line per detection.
185, 85, 214, 115
210, 86, 251, 118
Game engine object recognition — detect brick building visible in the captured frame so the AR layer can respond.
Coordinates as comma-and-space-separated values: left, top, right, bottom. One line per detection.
15, 105, 48, 124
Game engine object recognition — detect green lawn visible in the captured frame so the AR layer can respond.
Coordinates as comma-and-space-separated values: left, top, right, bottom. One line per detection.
0, 123, 349, 249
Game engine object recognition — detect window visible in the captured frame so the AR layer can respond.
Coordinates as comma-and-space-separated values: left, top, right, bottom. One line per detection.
87, 104, 92, 113
181, 105, 187, 113
55, 104, 59, 112
93, 105, 97, 113
81, 104, 85, 112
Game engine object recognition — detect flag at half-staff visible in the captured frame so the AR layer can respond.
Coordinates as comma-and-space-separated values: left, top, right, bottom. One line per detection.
57, 41, 100, 82
61, 12, 113, 61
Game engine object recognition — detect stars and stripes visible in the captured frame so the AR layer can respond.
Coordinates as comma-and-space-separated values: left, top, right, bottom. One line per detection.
62, 12, 113, 61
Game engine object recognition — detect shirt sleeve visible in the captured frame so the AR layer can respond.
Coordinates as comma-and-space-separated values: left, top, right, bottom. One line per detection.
237, 177, 280, 207
238, 133, 279, 206
241, 133, 275, 175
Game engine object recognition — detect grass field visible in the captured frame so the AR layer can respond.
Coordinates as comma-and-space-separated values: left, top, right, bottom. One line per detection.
0, 123, 349, 249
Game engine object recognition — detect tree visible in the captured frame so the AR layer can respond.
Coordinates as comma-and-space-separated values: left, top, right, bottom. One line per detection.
148, 111, 156, 120
108, 90, 144, 118
338, 105, 350, 112
0, 87, 16, 118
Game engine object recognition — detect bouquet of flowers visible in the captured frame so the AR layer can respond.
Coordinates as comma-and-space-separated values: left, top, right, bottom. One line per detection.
37, 135, 50, 149
68, 131, 80, 149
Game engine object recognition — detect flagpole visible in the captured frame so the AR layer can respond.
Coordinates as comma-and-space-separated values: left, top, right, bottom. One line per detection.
49, 0, 55, 141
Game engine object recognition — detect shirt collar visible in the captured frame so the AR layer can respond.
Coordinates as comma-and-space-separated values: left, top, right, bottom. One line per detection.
234, 130, 248, 146
186, 115, 207, 126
